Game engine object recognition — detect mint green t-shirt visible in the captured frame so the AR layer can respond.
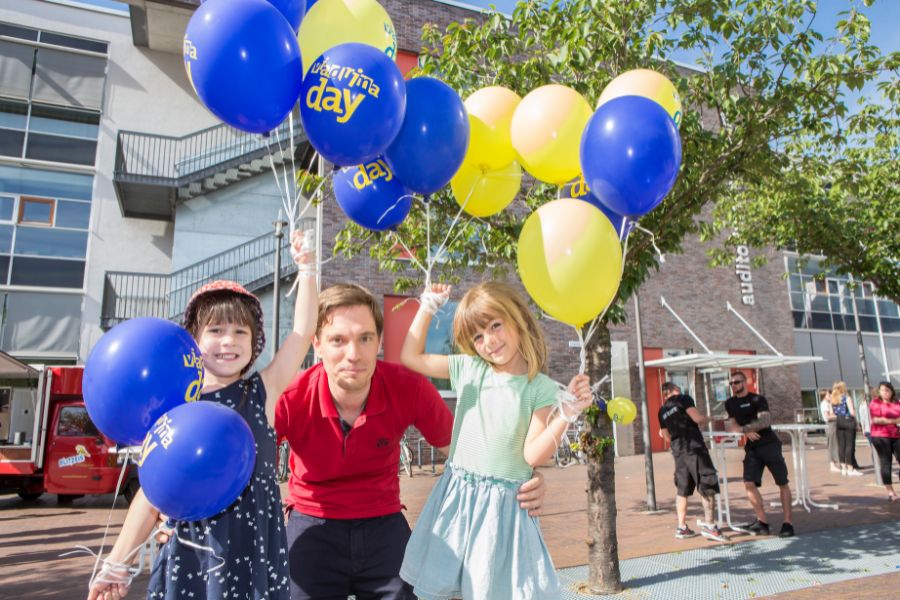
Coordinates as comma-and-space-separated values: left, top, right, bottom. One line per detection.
447, 354, 559, 481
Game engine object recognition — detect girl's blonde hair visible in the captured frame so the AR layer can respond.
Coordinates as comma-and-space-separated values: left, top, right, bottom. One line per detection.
452, 282, 547, 380
831, 381, 848, 404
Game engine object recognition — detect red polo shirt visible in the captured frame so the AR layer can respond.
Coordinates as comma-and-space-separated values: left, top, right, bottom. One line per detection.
275, 361, 453, 519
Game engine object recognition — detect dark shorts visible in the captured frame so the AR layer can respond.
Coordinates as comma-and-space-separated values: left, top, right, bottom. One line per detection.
743, 441, 789, 487
286, 510, 416, 600
674, 450, 720, 498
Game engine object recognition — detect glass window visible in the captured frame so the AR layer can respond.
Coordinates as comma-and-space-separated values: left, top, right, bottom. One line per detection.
14, 227, 87, 258
0, 224, 12, 252
55, 201, 91, 229
0, 23, 38, 41
878, 300, 899, 318
0, 129, 24, 158
39, 32, 108, 54
9, 256, 85, 288
56, 406, 100, 437
792, 311, 806, 328
29, 104, 100, 139
0, 197, 12, 221
0, 165, 93, 200
18, 197, 54, 225
810, 312, 833, 330
26, 133, 98, 166
0, 255, 8, 284
0, 99, 28, 130
882, 318, 900, 334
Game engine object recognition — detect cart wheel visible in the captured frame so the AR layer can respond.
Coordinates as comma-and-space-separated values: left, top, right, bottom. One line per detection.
123, 478, 141, 505
17, 491, 42, 501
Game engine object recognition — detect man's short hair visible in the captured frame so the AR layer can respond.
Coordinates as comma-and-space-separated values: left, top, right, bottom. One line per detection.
661, 381, 680, 395
317, 283, 384, 337
732, 371, 747, 382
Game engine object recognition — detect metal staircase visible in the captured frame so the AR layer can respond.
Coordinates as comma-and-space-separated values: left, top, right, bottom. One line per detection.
100, 216, 315, 330
112, 118, 311, 220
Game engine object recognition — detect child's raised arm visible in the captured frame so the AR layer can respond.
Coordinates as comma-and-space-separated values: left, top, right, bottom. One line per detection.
261, 229, 318, 425
524, 373, 593, 468
400, 283, 451, 380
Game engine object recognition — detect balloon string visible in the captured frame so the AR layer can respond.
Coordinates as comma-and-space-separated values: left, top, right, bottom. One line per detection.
631, 222, 665, 263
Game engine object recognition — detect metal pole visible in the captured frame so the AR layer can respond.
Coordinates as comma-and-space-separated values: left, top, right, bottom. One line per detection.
272, 212, 288, 353
846, 276, 872, 399
634, 292, 657, 511
869, 284, 890, 379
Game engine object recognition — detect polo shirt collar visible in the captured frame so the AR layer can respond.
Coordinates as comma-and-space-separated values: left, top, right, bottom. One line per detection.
316, 361, 387, 425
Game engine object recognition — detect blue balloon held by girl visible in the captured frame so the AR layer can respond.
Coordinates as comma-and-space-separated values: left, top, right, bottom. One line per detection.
83, 317, 204, 446
384, 77, 469, 195
333, 158, 413, 231
184, 0, 303, 134
300, 42, 406, 166
137, 401, 257, 522
580, 95, 682, 218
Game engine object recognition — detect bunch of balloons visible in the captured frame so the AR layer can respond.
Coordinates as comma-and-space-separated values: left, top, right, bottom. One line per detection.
83, 318, 257, 521
515, 70, 683, 327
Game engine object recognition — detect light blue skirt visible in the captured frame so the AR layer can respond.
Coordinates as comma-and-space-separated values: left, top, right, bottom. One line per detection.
400, 463, 560, 600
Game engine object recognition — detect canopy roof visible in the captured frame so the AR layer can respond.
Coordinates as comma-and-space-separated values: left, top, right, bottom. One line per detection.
0, 351, 38, 379
645, 352, 823, 371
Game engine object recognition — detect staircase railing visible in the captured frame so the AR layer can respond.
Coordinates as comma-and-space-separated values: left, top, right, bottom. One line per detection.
101, 217, 315, 329
114, 119, 299, 186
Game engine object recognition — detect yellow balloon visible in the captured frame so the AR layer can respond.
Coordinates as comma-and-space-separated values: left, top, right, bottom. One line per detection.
517, 198, 622, 326
607, 397, 637, 425
298, 0, 397, 74
597, 69, 682, 129
463, 86, 522, 171
510, 85, 592, 185
451, 161, 522, 217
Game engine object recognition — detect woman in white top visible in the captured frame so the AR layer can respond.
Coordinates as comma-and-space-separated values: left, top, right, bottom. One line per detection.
819, 390, 840, 472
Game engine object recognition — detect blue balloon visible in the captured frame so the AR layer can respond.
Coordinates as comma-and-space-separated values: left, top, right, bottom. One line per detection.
138, 401, 256, 522
580, 95, 682, 217
384, 77, 469, 195
84, 318, 204, 446
266, 0, 306, 32
300, 43, 406, 166
563, 176, 631, 240
333, 158, 413, 230
184, 0, 303, 133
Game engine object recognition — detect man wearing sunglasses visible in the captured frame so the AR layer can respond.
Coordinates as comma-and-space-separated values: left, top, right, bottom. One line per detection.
724, 371, 794, 537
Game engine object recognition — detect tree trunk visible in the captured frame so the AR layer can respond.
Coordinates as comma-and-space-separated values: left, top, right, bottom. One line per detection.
585, 322, 622, 593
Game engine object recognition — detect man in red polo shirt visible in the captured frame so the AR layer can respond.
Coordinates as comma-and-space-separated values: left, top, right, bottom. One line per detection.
276, 283, 547, 599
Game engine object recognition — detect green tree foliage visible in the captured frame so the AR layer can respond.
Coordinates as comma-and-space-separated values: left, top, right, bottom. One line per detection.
332, 0, 895, 592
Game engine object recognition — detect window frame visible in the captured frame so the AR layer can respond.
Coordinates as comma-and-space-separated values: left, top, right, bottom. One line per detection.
17, 196, 55, 226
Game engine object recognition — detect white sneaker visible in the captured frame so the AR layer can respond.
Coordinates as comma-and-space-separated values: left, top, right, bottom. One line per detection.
846, 469, 864, 477
829, 464, 842, 473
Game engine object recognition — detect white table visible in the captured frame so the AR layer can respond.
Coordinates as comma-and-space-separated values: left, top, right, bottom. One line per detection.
771, 423, 839, 511
702, 431, 748, 532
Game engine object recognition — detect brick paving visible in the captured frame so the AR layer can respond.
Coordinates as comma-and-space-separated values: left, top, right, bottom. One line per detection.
2, 442, 897, 599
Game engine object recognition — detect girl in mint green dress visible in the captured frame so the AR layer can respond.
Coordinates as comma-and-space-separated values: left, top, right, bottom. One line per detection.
398, 281, 593, 600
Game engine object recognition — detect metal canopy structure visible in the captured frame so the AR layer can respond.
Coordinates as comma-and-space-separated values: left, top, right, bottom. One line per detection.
645, 352, 823, 371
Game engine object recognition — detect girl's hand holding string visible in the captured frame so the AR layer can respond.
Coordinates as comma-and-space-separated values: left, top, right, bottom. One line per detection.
420, 283, 451, 315
290, 229, 316, 272
560, 373, 593, 422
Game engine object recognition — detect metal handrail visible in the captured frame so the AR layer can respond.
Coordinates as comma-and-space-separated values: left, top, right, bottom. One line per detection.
101, 217, 314, 328
114, 119, 299, 185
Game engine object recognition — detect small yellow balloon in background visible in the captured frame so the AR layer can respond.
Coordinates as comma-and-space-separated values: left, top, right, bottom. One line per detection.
451, 161, 522, 218
510, 85, 593, 185
298, 0, 397, 74
607, 397, 637, 425
463, 86, 522, 171
597, 69, 682, 129
517, 198, 623, 327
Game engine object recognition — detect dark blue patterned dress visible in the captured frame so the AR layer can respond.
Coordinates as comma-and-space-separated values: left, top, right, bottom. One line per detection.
147, 373, 290, 599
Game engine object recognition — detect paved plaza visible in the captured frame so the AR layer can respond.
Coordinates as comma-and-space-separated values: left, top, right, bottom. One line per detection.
2, 441, 898, 599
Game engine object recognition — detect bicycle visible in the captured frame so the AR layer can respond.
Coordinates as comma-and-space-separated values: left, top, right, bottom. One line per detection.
399, 433, 413, 478
555, 423, 587, 468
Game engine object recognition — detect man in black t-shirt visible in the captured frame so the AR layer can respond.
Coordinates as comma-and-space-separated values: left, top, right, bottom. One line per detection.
658, 382, 726, 542
724, 371, 794, 537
